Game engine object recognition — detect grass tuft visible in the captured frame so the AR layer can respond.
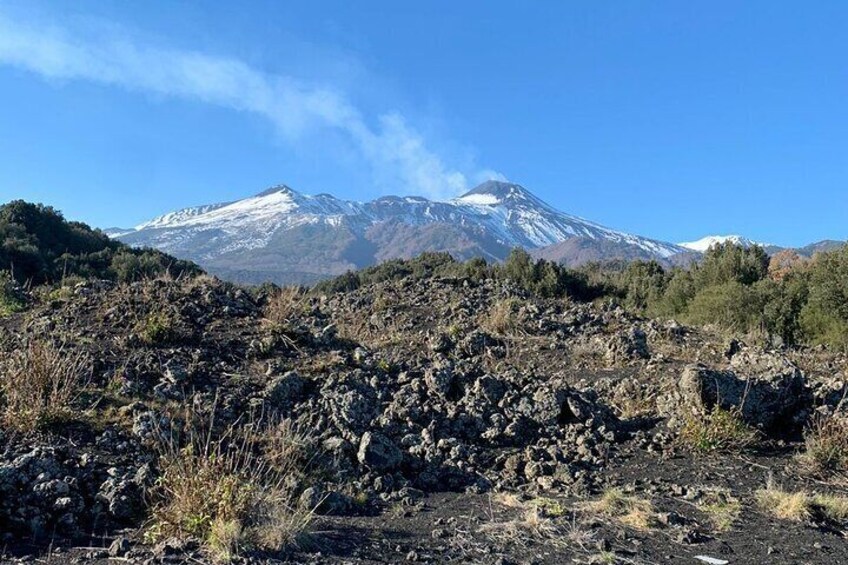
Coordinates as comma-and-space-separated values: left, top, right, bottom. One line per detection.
678, 406, 758, 452
582, 488, 660, 531
0, 340, 90, 433
264, 286, 309, 328
797, 414, 848, 478
481, 297, 525, 336
755, 481, 811, 521
148, 413, 314, 561
695, 488, 741, 532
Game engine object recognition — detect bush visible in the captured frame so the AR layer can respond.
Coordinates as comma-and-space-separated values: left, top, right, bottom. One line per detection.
0, 341, 90, 433
149, 417, 314, 561
684, 282, 764, 334
797, 246, 848, 348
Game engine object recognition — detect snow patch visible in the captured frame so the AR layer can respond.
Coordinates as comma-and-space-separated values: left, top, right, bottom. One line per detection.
679, 235, 765, 252
455, 193, 501, 206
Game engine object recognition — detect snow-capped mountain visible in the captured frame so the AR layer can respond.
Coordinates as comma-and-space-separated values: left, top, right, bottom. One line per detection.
117, 181, 691, 284
678, 235, 766, 252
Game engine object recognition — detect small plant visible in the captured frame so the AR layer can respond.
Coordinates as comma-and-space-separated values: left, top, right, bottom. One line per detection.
756, 477, 848, 524
0, 340, 90, 433
481, 297, 525, 336
138, 311, 178, 345
264, 286, 308, 328
812, 493, 848, 522
0, 270, 25, 316
755, 479, 811, 522
678, 407, 758, 452
582, 488, 660, 531
479, 505, 564, 547
149, 414, 314, 562
797, 414, 848, 478
695, 488, 741, 532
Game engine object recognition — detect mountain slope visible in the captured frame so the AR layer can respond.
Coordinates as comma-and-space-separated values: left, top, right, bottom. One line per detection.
678, 234, 766, 252
117, 181, 690, 284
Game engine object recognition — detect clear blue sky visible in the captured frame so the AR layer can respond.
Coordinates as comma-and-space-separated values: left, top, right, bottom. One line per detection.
0, 0, 845, 246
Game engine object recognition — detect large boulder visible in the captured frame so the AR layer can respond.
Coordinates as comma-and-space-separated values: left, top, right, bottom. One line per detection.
677, 356, 807, 429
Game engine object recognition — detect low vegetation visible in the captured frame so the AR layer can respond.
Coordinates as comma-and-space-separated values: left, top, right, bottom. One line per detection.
797, 414, 848, 478
480, 297, 526, 337
581, 488, 660, 531
317, 241, 848, 350
695, 488, 742, 532
0, 340, 90, 433
755, 480, 848, 524
137, 311, 180, 346
148, 416, 314, 562
0, 200, 199, 285
678, 407, 759, 453
263, 286, 309, 328
0, 270, 25, 315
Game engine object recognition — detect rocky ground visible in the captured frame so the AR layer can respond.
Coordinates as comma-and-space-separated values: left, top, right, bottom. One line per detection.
1, 273, 847, 564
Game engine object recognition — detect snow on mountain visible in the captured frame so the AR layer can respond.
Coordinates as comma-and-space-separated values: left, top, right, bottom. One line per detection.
678, 235, 765, 252
117, 181, 690, 284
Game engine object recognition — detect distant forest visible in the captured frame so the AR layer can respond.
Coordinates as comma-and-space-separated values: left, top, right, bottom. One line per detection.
317, 243, 848, 350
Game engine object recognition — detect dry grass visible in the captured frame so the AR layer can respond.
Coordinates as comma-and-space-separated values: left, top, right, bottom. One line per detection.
695, 488, 741, 532
148, 414, 314, 562
609, 381, 657, 420
0, 340, 90, 433
264, 286, 309, 327
479, 506, 563, 548
813, 493, 848, 522
480, 297, 525, 337
755, 481, 811, 521
797, 414, 848, 478
480, 493, 575, 548
581, 488, 660, 531
678, 407, 758, 452
756, 478, 848, 524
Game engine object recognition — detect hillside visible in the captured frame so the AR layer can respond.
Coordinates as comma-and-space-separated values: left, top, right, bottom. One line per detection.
0, 248, 848, 563
0, 200, 199, 285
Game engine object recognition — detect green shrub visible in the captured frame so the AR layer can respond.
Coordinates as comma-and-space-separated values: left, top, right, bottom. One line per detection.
0, 200, 200, 285
678, 407, 758, 452
0, 270, 25, 315
684, 282, 764, 334
138, 311, 179, 346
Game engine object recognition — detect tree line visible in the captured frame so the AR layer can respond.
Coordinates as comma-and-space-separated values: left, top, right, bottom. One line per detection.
317, 243, 848, 350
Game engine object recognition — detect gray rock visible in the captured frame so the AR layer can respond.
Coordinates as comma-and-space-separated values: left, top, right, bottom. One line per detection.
109, 537, 131, 557
357, 432, 403, 471
265, 371, 306, 407
678, 359, 806, 429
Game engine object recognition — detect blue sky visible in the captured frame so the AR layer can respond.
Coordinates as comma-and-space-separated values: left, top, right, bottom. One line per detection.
0, 1, 845, 246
